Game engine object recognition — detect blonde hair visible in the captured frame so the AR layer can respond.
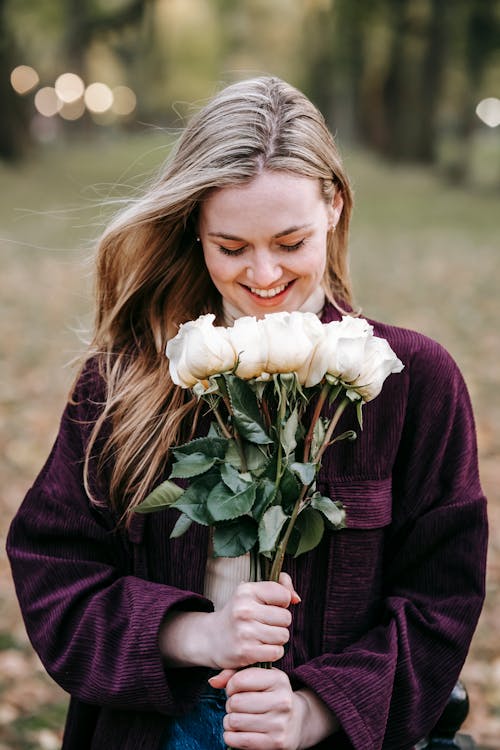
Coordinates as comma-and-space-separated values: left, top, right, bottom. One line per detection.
82, 75, 354, 521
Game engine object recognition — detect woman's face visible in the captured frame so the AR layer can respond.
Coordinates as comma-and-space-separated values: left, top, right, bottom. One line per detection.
198, 170, 343, 319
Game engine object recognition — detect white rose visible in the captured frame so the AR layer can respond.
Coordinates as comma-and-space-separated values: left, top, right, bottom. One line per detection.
229, 316, 269, 380
166, 314, 237, 387
321, 316, 403, 401
261, 312, 324, 383
323, 316, 373, 384
348, 335, 404, 402
293, 313, 327, 386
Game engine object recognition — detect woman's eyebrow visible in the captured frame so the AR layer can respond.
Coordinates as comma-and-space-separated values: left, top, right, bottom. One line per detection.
207, 223, 313, 241
273, 223, 313, 239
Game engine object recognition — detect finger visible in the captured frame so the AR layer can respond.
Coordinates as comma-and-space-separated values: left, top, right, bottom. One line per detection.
278, 572, 301, 604
227, 689, 289, 715
224, 711, 278, 733
223, 730, 274, 750
253, 603, 292, 628
208, 669, 236, 689
256, 623, 290, 646
247, 581, 293, 608
226, 666, 288, 696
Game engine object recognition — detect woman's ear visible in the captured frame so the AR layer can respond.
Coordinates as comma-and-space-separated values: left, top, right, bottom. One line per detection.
330, 190, 344, 229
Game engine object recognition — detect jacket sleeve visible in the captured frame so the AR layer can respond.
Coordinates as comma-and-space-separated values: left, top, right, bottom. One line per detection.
6, 366, 214, 715
291, 341, 488, 750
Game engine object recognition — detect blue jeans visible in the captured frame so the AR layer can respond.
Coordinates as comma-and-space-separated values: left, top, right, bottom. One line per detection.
160, 685, 226, 749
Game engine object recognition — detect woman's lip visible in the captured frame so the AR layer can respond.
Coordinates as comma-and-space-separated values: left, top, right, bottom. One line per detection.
242, 280, 295, 302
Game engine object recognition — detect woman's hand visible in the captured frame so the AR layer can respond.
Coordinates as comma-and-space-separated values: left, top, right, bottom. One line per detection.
209, 666, 338, 750
159, 572, 300, 670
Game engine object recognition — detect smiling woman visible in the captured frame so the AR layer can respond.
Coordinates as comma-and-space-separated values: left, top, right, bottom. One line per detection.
6, 76, 487, 750
199, 171, 342, 319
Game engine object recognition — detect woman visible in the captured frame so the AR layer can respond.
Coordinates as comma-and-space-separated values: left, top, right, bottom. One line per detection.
7, 76, 487, 750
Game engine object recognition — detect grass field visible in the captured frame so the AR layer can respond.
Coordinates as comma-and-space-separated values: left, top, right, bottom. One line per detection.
1, 132, 499, 748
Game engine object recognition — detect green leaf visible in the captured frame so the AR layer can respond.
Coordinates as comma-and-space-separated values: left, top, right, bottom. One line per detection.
327, 382, 343, 405
224, 374, 272, 445
170, 452, 218, 479
310, 494, 346, 528
134, 480, 184, 514
220, 462, 252, 493
207, 481, 256, 522
330, 430, 357, 445
290, 461, 316, 486
356, 400, 364, 430
311, 416, 327, 459
258, 505, 289, 556
170, 513, 194, 538
171, 473, 219, 525
173, 436, 228, 459
225, 440, 269, 474
251, 478, 277, 521
278, 467, 301, 508
244, 444, 270, 474
207, 422, 220, 438
290, 508, 324, 558
213, 517, 258, 558
225, 440, 243, 469
281, 406, 298, 456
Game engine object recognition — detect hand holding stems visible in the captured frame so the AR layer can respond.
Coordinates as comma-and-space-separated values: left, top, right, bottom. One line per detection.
159, 573, 300, 670
209, 666, 339, 750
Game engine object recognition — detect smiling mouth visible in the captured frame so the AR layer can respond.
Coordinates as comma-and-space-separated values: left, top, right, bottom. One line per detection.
247, 282, 292, 298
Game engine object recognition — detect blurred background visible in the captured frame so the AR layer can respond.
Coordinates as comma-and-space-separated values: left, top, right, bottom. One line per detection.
1, 0, 499, 748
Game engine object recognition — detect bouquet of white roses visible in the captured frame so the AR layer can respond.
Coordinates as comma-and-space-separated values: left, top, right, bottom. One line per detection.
135, 311, 403, 583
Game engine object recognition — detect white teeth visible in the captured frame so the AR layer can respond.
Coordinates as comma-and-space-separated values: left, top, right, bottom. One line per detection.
250, 283, 288, 298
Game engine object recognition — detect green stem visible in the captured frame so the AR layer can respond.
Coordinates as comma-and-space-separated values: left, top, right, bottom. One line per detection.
269, 395, 351, 584
211, 401, 232, 440
215, 383, 248, 474
274, 379, 288, 490
303, 383, 329, 463
269, 483, 308, 582
313, 396, 350, 464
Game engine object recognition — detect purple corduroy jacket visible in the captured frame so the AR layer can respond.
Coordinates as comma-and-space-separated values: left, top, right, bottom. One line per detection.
6, 305, 488, 750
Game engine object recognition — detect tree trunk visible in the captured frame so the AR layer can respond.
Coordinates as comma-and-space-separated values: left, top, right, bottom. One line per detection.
0, 0, 32, 161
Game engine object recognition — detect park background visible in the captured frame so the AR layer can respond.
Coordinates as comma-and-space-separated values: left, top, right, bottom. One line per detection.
1, 1, 499, 748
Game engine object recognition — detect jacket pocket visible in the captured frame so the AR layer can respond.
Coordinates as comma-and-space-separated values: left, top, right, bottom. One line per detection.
320, 477, 393, 529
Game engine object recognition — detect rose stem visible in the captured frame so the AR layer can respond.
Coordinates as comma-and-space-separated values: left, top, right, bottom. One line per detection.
269, 483, 308, 583
211, 402, 232, 440
313, 396, 350, 464
274, 379, 288, 490
303, 383, 330, 463
216, 381, 248, 473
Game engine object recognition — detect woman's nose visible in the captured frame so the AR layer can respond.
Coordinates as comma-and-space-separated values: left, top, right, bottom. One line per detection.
246, 249, 282, 287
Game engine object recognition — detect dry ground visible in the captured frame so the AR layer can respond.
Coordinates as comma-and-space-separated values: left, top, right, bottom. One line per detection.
0, 134, 498, 748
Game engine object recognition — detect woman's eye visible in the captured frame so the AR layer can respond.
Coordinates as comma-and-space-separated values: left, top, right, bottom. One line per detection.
279, 239, 305, 252
218, 245, 246, 256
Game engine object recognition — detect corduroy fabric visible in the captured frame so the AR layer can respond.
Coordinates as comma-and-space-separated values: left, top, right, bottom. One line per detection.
6, 305, 487, 750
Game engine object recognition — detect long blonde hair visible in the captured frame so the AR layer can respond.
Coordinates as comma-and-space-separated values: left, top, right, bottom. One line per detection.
82, 75, 354, 521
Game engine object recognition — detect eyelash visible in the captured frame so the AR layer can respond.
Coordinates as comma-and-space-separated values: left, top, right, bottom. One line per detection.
279, 239, 305, 252
218, 239, 306, 256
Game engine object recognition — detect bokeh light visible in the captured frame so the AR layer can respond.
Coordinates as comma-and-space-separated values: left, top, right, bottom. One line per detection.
55, 72, 85, 103
34, 87, 62, 118
112, 85, 137, 116
84, 82, 114, 113
475, 98, 500, 128
59, 98, 86, 121
10, 65, 39, 95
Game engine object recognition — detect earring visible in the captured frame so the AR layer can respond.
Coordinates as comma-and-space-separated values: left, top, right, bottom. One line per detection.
195, 236, 201, 242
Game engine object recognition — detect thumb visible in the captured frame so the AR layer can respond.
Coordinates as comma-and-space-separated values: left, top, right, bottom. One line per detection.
278, 572, 301, 604
208, 669, 236, 689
